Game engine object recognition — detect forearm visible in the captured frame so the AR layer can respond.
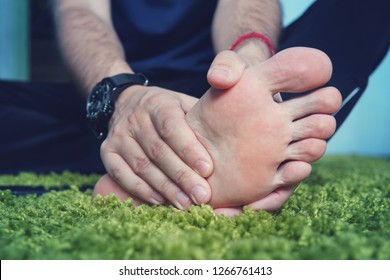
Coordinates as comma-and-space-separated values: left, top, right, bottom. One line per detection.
212, 0, 282, 64
53, 1, 132, 96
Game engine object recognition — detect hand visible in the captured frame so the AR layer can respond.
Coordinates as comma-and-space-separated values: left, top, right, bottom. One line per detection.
100, 85, 214, 209
97, 49, 259, 210
96, 50, 296, 213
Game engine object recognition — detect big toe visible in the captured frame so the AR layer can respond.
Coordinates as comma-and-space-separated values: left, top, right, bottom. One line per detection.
257, 47, 333, 94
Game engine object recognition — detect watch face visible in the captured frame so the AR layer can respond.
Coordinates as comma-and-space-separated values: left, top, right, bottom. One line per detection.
86, 73, 149, 139
86, 82, 111, 120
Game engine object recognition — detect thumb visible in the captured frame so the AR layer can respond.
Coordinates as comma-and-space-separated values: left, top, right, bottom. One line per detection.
207, 50, 246, 90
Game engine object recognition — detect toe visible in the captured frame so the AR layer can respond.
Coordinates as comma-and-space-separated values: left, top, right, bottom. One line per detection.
274, 161, 312, 186
287, 138, 327, 162
247, 185, 298, 212
257, 47, 333, 94
292, 114, 337, 141
282, 87, 342, 120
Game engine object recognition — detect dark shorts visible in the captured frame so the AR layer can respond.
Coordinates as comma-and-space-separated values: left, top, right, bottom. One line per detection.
1, 0, 389, 174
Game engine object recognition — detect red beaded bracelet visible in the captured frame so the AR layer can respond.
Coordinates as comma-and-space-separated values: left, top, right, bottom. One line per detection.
229, 32, 275, 56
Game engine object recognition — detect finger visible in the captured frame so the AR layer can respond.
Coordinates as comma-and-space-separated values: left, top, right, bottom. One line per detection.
292, 114, 337, 141
135, 115, 212, 206
174, 93, 199, 113
151, 103, 213, 178
247, 185, 297, 212
287, 138, 327, 163
158, 92, 214, 180
105, 135, 196, 210
207, 50, 246, 89
100, 147, 166, 205
281, 87, 342, 120
256, 47, 333, 94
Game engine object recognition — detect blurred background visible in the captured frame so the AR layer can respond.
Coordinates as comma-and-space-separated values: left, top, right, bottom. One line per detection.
0, 0, 389, 156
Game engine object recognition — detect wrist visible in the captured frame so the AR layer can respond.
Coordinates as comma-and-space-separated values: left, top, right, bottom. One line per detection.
86, 73, 148, 139
115, 84, 144, 107
107, 59, 133, 77
229, 32, 276, 66
234, 40, 272, 66
83, 59, 133, 97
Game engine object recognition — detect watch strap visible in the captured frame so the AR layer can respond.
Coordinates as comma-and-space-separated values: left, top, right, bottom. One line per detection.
109, 73, 149, 88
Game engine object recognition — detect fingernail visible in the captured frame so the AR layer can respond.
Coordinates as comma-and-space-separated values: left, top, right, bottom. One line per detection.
195, 160, 211, 177
191, 185, 208, 205
151, 191, 165, 204
176, 191, 192, 210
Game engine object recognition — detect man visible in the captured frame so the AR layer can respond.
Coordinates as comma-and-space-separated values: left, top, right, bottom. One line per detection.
0, 0, 387, 215
53, 0, 342, 214
93, 47, 341, 215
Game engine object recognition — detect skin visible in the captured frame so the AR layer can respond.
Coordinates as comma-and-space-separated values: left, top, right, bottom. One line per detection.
93, 47, 342, 216
53, 0, 283, 209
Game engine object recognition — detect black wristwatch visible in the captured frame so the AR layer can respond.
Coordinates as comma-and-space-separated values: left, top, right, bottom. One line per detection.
86, 73, 149, 139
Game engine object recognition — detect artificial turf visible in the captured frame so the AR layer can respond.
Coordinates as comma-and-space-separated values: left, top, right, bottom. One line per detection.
0, 155, 389, 260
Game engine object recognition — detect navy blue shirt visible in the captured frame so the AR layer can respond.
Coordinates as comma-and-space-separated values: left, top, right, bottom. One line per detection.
111, 0, 218, 88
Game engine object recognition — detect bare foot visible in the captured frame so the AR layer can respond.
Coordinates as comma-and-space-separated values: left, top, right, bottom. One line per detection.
93, 174, 144, 205
186, 47, 341, 209
93, 47, 342, 212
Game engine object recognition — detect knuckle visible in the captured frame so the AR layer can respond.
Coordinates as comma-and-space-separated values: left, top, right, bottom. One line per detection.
131, 156, 151, 175
126, 113, 140, 132
149, 139, 167, 161
305, 140, 326, 160
320, 93, 333, 108
109, 166, 125, 183
158, 115, 176, 139
100, 140, 109, 155
320, 89, 341, 111
158, 179, 174, 195
131, 181, 147, 197
315, 115, 336, 139
143, 91, 162, 108
306, 115, 331, 139
108, 122, 132, 142
180, 142, 196, 158
175, 168, 192, 187
305, 144, 317, 159
312, 115, 327, 135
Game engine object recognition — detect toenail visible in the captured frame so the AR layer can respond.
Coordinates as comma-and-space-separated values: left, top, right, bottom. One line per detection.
208, 64, 231, 78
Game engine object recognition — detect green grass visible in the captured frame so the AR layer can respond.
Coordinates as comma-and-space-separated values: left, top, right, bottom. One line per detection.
0, 156, 389, 260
